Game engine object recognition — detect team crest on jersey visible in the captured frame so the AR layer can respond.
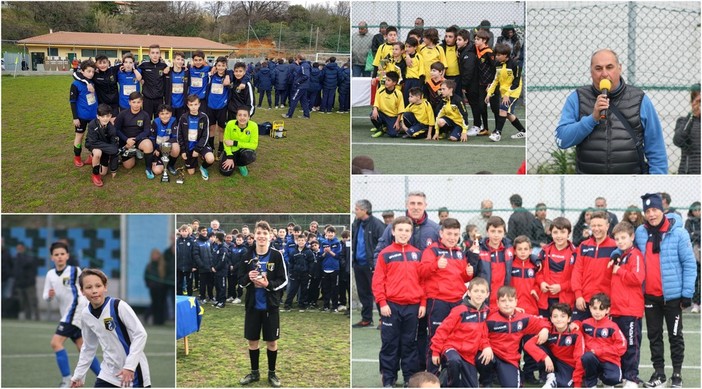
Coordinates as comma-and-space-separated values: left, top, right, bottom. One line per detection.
199, 123, 204, 129
456, 252, 463, 259
109, 75, 115, 83
62, 277, 70, 286
564, 336, 572, 345
137, 120, 143, 127
104, 317, 115, 331
601, 329, 608, 337
186, 242, 190, 246
527, 269, 534, 277
246, 131, 251, 135
267, 262, 275, 271
426, 238, 433, 247
570, 255, 576, 265
159, 70, 163, 76
410, 252, 418, 260
517, 321, 523, 331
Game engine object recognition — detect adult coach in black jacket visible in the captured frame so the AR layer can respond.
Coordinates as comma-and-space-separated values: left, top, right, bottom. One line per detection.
352, 199, 387, 328
238, 221, 288, 388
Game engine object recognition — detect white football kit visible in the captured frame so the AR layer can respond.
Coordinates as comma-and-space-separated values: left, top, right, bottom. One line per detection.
72, 296, 151, 387
42, 265, 87, 326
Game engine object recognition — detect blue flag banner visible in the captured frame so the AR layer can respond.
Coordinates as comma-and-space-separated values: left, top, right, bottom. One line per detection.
176, 295, 203, 339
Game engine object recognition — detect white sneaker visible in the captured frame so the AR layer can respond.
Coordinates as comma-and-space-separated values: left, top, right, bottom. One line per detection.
623, 379, 640, 388
337, 305, 347, 311
226, 297, 234, 303
691, 303, 700, 313
466, 126, 481, 136
233, 298, 241, 304
60, 376, 72, 388
510, 131, 526, 139
541, 373, 556, 388
489, 132, 501, 142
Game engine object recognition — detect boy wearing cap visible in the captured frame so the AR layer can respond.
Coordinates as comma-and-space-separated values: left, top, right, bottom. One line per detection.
635, 193, 696, 388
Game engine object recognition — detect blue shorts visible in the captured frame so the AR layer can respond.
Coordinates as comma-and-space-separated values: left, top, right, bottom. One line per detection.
498, 97, 518, 114
437, 117, 464, 140
55, 321, 82, 341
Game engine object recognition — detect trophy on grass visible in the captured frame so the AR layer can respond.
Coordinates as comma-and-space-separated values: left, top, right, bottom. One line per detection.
157, 135, 171, 183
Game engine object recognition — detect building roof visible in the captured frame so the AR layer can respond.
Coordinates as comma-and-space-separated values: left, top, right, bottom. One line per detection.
18, 31, 236, 51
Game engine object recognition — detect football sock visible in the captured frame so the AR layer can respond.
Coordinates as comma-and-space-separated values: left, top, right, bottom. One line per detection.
90, 356, 101, 375
202, 161, 212, 169
267, 349, 277, 372
144, 153, 153, 173
92, 165, 100, 175
511, 117, 526, 133
218, 142, 224, 154
55, 349, 71, 377
249, 349, 260, 371
207, 137, 215, 149
167, 155, 178, 168
74, 145, 82, 157
495, 116, 507, 133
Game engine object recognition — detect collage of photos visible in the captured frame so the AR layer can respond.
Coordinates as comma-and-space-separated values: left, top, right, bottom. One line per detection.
0, 0, 700, 389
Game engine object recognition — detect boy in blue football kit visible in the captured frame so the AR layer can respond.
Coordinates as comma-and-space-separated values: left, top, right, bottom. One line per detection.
117, 54, 142, 112
149, 104, 180, 177
69, 60, 99, 167
239, 221, 288, 388
206, 56, 231, 155
177, 95, 215, 180
165, 52, 189, 121
187, 51, 210, 110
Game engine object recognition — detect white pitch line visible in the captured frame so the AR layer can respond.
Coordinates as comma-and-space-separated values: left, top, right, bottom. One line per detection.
351, 359, 700, 369
353, 142, 524, 148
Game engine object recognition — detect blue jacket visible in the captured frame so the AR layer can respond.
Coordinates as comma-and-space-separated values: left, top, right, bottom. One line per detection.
309, 66, 322, 93
321, 61, 340, 90
373, 211, 440, 265
273, 64, 289, 90
339, 67, 351, 95
635, 213, 697, 301
292, 61, 311, 89
320, 237, 342, 271
255, 67, 273, 91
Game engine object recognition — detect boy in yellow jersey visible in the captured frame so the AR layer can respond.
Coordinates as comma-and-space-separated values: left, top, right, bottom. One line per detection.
402, 37, 425, 106
371, 71, 405, 138
440, 25, 461, 98
400, 87, 435, 139
378, 42, 406, 85
433, 79, 469, 142
372, 26, 399, 79
486, 43, 525, 142
420, 28, 447, 80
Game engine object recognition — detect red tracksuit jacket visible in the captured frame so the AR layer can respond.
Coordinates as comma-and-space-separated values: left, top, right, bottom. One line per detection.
420, 241, 472, 302
372, 242, 425, 307
610, 246, 645, 318
581, 317, 627, 366
571, 236, 617, 302
485, 310, 550, 367
511, 257, 540, 315
536, 241, 577, 309
430, 302, 490, 364
524, 324, 585, 387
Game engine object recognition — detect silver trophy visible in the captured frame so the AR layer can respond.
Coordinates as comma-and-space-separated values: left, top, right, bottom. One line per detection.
251, 257, 264, 279
160, 141, 172, 182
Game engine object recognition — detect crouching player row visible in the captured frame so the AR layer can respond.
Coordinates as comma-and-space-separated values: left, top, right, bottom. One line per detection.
81, 94, 258, 186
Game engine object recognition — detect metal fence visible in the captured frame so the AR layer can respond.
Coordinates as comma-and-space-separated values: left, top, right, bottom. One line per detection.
351, 175, 701, 235
527, 1, 701, 173
352, 1, 525, 35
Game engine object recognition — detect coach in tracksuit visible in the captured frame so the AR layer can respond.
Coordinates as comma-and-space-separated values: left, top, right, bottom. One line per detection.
373, 191, 440, 370
372, 216, 425, 388
635, 193, 696, 387
352, 200, 387, 328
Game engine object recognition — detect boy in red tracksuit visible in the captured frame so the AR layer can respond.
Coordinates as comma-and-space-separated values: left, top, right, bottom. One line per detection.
419, 218, 474, 375
536, 217, 577, 317
580, 293, 627, 387
430, 277, 492, 388
467, 216, 514, 308
510, 235, 542, 384
477, 285, 550, 388
570, 211, 617, 321
609, 222, 645, 388
372, 216, 426, 388
524, 303, 585, 388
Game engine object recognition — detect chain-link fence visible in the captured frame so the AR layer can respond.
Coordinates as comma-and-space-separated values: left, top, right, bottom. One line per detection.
351, 175, 701, 234
527, 1, 701, 173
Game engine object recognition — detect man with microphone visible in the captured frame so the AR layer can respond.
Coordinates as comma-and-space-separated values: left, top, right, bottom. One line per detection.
554, 48, 667, 174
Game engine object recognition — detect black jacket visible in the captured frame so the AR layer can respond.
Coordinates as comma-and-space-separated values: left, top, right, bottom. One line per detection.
85, 119, 119, 154
351, 214, 386, 268
289, 247, 314, 276
458, 43, 478, 96
507, 208, 547, 246
14, 253, 38, 288
194, 235, 213, 272
211, 243, 231, 276
176, 236, 198, 272
239, 248, 288, 310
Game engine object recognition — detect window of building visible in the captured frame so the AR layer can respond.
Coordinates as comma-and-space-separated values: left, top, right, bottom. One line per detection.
47, 48, 58, 56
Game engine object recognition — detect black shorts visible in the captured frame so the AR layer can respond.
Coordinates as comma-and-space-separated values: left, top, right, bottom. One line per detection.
184, 146, 213, 169
55, 321, 82, 341
207, 107, 228, 128
75, 118, 90, 134
118, 138, 151, 160
244, 308, 280, 341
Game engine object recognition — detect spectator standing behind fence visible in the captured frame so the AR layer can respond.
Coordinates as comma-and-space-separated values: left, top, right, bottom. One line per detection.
672, 83, 700, 174
686, 201, 701, 313
622, 205, 645, 229
555, 48, 668, 174
467, 199, 494, 234
352, 22, 373, 77
14, 243, 39, 321
144, 248, 167, 325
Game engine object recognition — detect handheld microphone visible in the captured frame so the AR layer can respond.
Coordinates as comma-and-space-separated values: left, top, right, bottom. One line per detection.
609, 252, 621, 268
599, 79, 612, 123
